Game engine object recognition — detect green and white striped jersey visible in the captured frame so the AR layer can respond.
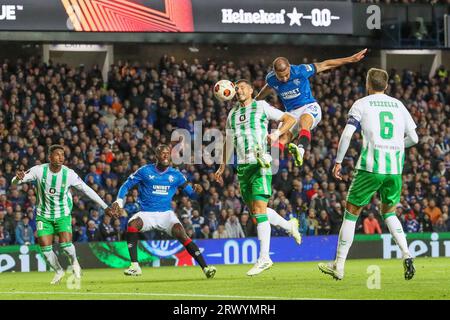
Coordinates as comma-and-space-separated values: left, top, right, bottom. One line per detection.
15, 164, 107, 220
226, 100, 284, 164
349, 93, 417, 175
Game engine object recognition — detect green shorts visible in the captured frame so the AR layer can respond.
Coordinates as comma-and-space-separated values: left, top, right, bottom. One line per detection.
347, 169, 402, 207
237, 163, 272, 205
36, 215, 72, 237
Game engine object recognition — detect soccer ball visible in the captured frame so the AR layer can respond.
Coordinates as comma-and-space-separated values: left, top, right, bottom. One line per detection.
214, 80, 236, 101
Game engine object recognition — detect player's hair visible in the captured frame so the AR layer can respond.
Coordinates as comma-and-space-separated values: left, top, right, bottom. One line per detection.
273, 57, 290, 72
156, 144, 171, 153
367, 68, 388, 92
48, 144, 65, 155
235, 79, 251, 86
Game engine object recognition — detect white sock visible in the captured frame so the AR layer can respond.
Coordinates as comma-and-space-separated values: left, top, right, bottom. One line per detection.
257, 220, 271, 260
43, 250, 64, 273
335, 210, 357, 272
384, 213, 411, 259
131, 262, 140, 268
62, 243, 79, 265
297, 146, 305, 158
267, 207, 291, 232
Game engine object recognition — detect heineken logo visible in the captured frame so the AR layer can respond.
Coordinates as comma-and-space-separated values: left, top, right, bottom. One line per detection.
239, 114, 246, 122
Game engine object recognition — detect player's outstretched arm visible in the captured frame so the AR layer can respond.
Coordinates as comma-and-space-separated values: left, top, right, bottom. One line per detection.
11, 167, 37, 185
314, 48, 367, 74
73, 181, 109, 210
268, 113, 296, 144
405, 130, 419, 148
333, 124, 357, 180
255, 83, 273, 101
181, 182, 202, 200
114, 169, 143, 209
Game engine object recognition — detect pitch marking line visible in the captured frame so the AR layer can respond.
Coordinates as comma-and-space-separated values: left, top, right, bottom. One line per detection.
0, 291, 338, 300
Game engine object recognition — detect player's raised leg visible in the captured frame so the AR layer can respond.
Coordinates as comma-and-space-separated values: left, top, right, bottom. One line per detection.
380, 179, 415, 280
59, 228, 81, 279
38, 233, 65, 285
266, 207, 301, 245
171, 223, 216, 279
318, 201, 360, 281
124, 217, 143, 276
247, 199, 273, 276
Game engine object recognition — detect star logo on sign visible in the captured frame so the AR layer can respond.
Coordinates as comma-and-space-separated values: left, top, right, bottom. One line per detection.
287, 7, 303, 26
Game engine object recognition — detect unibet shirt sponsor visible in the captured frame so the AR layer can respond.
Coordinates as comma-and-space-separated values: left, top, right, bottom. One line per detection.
349, 93, 417, 175
226, 100, 284, 164
24, 164, 83, 219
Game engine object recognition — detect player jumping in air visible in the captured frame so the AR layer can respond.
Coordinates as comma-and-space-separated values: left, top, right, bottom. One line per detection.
11, 145, 111, 284
215, 79, 302, 276
111, 144, 216, 279
256, 49, 367, 167
318, 68, 418, 280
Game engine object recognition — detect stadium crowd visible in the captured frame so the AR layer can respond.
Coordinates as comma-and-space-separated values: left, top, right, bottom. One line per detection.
0, 54, 448, 245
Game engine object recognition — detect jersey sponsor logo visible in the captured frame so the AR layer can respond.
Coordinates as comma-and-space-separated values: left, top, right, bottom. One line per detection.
280, 88, 301, 99
152, 185, 170, 195
49, 188, 56, 194
239, 114, 246, 122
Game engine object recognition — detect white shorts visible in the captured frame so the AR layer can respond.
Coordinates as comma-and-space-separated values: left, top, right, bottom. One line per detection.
280, 102, 322, 136
128, 210, 181, 236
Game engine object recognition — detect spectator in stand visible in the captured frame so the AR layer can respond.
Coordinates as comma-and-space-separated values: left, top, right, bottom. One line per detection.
113, 219, 125, 241
306, 209, 319, 236
198, 224, 212, 239
0, 224, 11, 246
212, 224, 229, 239
240, 212, 257, 237
405, 210, 420, 233
317, 210, 331, 235
433, 216, 447, 233
86, 220, 102, 242
15, 215, 35, 245
424, 199, 443, 225
363, 213, 382, 235
99, 214, 116, 242
225, 213, 245, 238
329, 202, 344, 234
191, 210, 204, 239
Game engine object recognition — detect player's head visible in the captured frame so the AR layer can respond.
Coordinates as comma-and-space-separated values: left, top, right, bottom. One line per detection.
48, 144, 65, 167
273, 57, 290, 83
235, 79, 253, 103
366, 68, 388, 93
155, 144, 171, 167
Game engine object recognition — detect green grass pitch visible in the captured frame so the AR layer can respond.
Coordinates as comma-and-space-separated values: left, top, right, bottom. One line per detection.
0, 258, 449, 300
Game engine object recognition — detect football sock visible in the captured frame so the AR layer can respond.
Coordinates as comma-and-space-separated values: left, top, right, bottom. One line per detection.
60, 242, 79, 265
335, 210, 358, 271
266, 207, 291, 232
127, 226, 139, 263
255, 214, 271, 260
297, 129, 311, 156
41, 246, 64, 272
183, 238, 207, 269
383, 212, 411, 259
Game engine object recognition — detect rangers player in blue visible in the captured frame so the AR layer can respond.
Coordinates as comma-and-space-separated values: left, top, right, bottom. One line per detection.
111, 144, 216, 278
256, 49, 367, 167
